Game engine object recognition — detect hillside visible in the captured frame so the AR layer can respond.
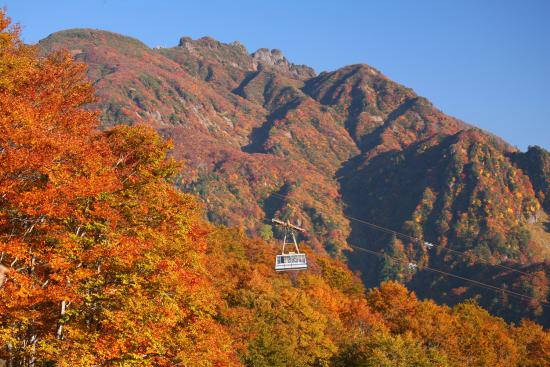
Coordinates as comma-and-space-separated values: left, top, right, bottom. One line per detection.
37, 28, 550, 325
0, 13, 549, 365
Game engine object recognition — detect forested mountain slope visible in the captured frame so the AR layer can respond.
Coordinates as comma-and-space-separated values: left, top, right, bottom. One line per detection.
0, 13, 549, 365
37, 27, 550, 326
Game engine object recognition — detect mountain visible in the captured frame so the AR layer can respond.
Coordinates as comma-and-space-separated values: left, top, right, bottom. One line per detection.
2, 14, 550, 364
38, 29, 550, 325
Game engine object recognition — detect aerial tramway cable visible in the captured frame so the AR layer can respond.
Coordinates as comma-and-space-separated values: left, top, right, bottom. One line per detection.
265, 191, 549, 308
344, 213, 532, 277
269, 192, 532, 277
348, 245, 549, 308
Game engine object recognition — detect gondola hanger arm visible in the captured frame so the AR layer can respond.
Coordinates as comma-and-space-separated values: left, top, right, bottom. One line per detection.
271, 218, 306, 233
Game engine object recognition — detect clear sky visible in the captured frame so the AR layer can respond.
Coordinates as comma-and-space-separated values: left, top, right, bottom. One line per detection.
3, 0, 549, 151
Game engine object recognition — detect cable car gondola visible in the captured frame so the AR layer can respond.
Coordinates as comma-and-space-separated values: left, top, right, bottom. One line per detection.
272, 218, 307, 272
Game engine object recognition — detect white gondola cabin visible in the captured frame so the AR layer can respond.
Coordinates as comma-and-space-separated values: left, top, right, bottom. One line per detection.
272, 218, 308, 272
275, 253, 307, 271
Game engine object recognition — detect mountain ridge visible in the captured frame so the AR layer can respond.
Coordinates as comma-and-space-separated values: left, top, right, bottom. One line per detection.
38, 28, 550, 325
3, 10, 550, 365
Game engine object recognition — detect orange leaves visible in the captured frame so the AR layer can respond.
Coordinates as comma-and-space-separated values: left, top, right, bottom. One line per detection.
513, 320, 550, 367
205, 225, 550, 366
0, 8, 549, 366
0, 10, 240, 364
0, 49, 114, 219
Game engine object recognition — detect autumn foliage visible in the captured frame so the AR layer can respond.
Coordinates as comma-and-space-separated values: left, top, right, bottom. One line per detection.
36, 22, 550, 326
0, 10, 549, 367
0, 12, 235, 365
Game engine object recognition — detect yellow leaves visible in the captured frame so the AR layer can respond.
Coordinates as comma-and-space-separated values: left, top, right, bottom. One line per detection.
318, 258, 364, 296
531, 200, 541, 212
0, 9, 548, 366
0, 9, 237, 364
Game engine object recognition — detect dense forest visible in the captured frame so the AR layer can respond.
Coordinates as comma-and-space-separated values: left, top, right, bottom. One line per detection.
0, 11, 549, 366
34, 20, 550, 326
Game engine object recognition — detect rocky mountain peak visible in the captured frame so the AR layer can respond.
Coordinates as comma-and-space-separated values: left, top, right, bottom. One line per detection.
178, 35, 248, 54
252, 48, 284, 64
178, 36, 193, 48
251, 47, 315, 79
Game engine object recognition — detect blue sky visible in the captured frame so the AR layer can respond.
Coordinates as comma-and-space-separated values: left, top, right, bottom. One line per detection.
3, 0, 549, 151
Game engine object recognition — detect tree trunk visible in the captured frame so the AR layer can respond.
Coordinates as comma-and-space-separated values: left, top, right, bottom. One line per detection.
56, 300, 67, 340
